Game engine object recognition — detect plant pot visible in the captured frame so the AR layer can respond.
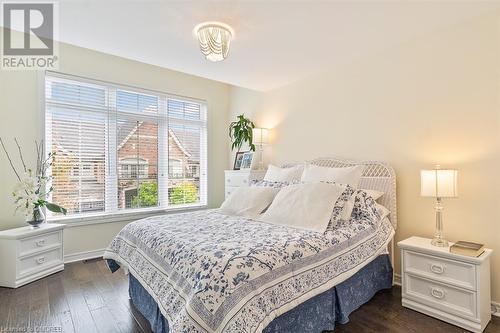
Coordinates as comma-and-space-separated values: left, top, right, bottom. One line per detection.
26, 207, 45, 228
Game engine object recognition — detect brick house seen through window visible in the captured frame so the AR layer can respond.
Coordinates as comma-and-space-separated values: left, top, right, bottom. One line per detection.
46, 73, 206, 217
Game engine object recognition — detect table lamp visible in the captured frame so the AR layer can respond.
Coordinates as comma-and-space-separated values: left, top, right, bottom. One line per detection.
420, 166, 458, 247
252, 128, 269, 170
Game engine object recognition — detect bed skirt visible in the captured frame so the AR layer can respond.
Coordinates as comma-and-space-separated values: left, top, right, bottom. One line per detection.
123, 254, 392, 333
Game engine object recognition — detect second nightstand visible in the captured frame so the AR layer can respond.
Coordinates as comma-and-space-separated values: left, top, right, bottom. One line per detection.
224, 169, 266, 199
398, 236, 492, 333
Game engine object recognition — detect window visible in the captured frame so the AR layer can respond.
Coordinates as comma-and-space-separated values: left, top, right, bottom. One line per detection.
45, 73, 207, 218
168, 159, 183, 179
119, 158, 149, 179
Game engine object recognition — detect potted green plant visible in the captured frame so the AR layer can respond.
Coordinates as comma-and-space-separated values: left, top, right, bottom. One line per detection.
229, 114, 256, 152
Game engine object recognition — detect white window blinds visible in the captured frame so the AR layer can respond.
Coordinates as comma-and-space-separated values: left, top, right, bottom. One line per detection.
45, 72, 207, 218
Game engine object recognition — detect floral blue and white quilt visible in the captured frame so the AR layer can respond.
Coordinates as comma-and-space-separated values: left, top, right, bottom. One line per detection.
104, 209, 394, 333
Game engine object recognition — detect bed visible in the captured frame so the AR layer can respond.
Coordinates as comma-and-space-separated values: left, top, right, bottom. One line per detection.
104, 158, 397, 333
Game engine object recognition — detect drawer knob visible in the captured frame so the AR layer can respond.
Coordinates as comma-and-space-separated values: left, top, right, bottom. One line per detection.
243, 179, 247, 183
430, 287, 445, 300
36, 256, 46, 265
227, 179, 231, 183
36, 239, 46, 247
430, 263, 445, 274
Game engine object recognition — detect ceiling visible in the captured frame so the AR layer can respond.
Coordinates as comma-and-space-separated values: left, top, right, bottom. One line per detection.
39, 1, 500, 91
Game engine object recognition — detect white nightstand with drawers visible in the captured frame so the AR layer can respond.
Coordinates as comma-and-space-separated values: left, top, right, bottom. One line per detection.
0, 223, 65, 288
398, 236, 492, 333
224, 169, 266, 199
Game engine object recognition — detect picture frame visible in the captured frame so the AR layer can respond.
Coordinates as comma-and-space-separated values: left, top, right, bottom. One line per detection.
233, 152, 245, 170
240, 151, 254, 170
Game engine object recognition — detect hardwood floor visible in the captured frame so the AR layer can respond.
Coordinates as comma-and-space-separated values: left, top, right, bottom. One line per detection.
0, 259, 498, 333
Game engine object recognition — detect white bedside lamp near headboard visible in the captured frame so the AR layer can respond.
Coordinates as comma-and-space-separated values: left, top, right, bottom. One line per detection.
420, 166, 458, 247
252, 128, 269, 170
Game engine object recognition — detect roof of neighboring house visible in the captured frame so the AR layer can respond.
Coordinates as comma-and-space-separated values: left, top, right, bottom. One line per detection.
116, 121, 197, 160
53, 120, 199, 162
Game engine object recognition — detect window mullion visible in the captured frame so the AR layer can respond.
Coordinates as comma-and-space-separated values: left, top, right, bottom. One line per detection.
200, 104, 208, 206
158, 96, 169, 208
106, 88, 118, 213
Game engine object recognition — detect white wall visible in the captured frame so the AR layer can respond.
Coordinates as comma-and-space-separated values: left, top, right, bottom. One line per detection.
228, 11, 500, 302
0, 33, 230, 256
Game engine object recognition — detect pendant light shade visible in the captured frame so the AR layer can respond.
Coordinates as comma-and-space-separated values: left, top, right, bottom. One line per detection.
195, 22, 233, 62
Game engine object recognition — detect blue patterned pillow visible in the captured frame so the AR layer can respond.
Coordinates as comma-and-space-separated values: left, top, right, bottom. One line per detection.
250, 179, 294, 189
350, 189, 383, 225
326, 184, 355, 231
252, 180, 378, 231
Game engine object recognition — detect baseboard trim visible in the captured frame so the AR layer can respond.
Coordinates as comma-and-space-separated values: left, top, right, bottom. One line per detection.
393, 273, 402, 286
394, 273, 499, 317
64, 248, 105, 263
492, 301, 500, 318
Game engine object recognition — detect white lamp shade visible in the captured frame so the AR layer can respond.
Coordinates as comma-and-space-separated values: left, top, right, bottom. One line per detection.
252, 128, 269, 145
420, 169, 458, 198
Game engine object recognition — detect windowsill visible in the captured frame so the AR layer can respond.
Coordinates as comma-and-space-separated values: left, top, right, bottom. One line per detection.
47, 204, 208, 228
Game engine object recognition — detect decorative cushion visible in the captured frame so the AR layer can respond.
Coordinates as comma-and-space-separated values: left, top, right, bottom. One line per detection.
258, 182, 346, 233
338, 189, 384, 222
250, 179, 293, 189
362, 189, 384, 201
263, 164, 304, 182
301, 164, 365, 188
219, 187, 279, 218
327, 184, 356, 230
350, 190, 383, 225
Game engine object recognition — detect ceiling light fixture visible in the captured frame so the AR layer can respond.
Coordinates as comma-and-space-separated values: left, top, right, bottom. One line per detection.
194, 22, 233, 62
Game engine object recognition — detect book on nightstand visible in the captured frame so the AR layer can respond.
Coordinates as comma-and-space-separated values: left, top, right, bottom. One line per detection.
450, 241, 485, 257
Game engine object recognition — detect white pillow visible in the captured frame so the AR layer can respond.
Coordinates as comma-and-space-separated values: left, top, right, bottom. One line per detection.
258, 182, 345, 233
362, 189, 384, 201
376, 203, 390, 220
300, 164, 365, 188
220, 187, 279, 218
339, 195, 356, 221
263, 164, 303, 182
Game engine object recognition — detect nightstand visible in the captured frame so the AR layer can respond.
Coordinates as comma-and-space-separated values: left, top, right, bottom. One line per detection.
398, 236, 492, 332
0, 223, 65, 288
224, 169, 266, 199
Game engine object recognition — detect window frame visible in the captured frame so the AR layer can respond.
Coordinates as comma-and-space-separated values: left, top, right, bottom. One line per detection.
43, 71, 208, 226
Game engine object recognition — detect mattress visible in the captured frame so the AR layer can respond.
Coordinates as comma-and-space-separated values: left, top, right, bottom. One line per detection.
104, 209, 394, 333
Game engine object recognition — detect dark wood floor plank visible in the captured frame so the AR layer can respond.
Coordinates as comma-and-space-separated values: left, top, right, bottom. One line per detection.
0, 286, 14, 325
47, 273, 71, 315
61, 263, 99, 333
93, 261, 147, 333
79, 260, 145, 333
1, 259, 499, 333
81, 279, 106, 311
47, 272, 75, 333
90, 306, 123, 333
50, 309, 75, 333
87, 261, 142, 333
6, 280, 34, 329
70, 260, 93, 284
28, 277, 50, 329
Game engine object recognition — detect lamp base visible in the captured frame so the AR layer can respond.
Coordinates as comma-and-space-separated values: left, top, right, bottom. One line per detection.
431, 198, 448, 247
431, 237, 449, 247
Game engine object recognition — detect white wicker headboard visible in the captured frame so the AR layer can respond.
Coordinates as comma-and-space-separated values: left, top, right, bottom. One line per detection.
282, 158, 397, 230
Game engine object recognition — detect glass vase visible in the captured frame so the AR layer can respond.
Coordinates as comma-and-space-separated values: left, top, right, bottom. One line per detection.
26, 206, 45, 228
